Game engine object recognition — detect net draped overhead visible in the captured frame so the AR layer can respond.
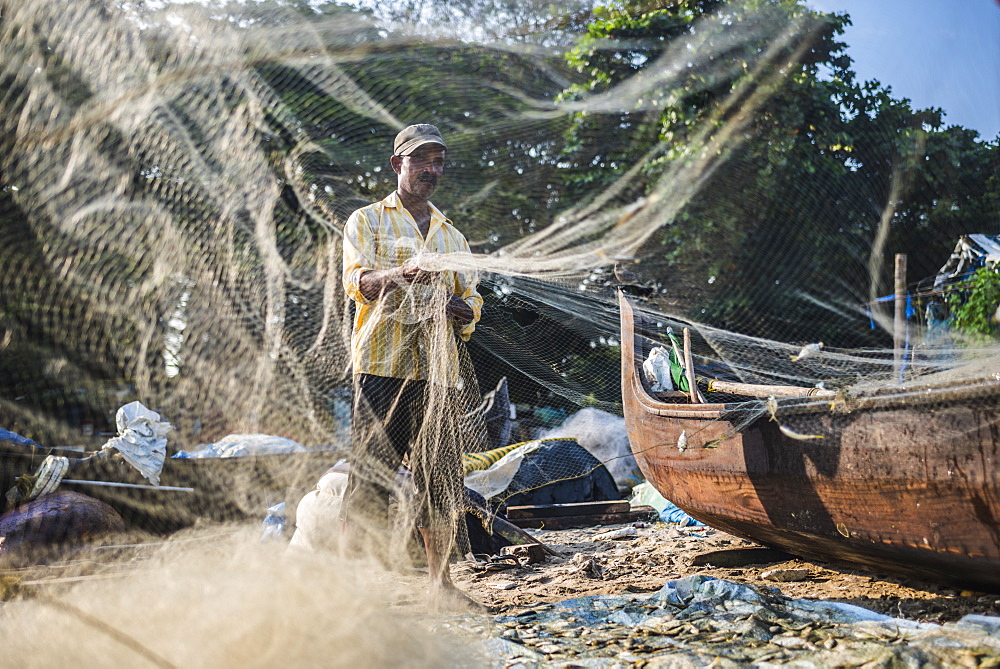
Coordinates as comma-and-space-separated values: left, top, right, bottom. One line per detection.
0, 0, 997, 560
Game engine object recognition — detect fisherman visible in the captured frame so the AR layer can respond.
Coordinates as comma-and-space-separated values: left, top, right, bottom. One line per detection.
340, 124, 483, 610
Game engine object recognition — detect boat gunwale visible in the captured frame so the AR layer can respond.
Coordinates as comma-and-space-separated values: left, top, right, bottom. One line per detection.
620, 292, 761, 421
619, 291, 1000, 419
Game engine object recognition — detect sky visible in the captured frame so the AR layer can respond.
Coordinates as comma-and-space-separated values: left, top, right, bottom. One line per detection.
806, 0, 1000, 141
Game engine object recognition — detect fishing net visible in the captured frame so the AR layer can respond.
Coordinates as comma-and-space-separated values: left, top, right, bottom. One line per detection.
0, 0, 998, 611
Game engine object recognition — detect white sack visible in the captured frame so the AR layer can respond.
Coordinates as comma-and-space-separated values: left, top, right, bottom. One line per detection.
643, 346, 674, 392
174, 433, 309, 458
542, 408, 643, 491
289, 468, 349, 552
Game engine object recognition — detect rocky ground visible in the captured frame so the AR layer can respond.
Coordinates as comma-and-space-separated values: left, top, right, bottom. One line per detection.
454, 522, 1000, 623
442, 522, 1000, 667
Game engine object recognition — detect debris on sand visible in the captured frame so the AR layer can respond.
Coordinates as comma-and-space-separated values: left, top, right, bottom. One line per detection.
475, 575, 1000, 667
761, 567, 811, 583
450, 522, 1000, 666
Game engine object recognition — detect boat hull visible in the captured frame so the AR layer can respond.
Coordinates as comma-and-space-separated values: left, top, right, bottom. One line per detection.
620, 294, 1000, 589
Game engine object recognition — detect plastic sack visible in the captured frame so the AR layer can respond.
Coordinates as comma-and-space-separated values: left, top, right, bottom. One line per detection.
464, 440, 541, 501
629, 481, 671, 513
260, 502, 286, 542
288, 467, 350, 552
660, 502, 706, 527
643, 332, 691, 393
642, 346, 674, 392
173, 433, 309, 459
543, 408, 643, 491
0, 427, 38, 447
630, 481, 705, 527
100, 401, 172, 486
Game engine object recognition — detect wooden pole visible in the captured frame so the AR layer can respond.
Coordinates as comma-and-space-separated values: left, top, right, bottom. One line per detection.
893, 253, 907, 381
704, 378, 836, 399
683, 327, 699, 404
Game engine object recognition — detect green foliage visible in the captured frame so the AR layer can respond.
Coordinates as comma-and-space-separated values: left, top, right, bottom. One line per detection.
564, 343, 623, 405
947, 266, 1000, 339
555, 0, 999, 347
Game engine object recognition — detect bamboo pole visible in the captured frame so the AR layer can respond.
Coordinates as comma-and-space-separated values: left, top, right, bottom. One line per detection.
683, 327, 699, 404
62, 480, 195, 492
704, 378, 836, 399
894, 253, 907, 381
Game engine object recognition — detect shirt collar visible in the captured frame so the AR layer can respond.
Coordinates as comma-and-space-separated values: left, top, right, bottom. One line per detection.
384, 191, 451, 236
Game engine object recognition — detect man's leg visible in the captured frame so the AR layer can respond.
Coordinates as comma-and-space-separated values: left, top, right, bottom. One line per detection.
340, 374, 411, 560
411, 385, 484, 611
418, 525, 483, 612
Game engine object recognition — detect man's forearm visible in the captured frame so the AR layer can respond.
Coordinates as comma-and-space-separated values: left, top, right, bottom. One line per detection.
358, 265, 473, 324
358, 268, 402, 301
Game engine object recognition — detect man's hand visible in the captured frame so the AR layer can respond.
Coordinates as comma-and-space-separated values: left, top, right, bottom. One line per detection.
446, 295, 475, 326
396, 258, 437, 285
358, 260, 438, 300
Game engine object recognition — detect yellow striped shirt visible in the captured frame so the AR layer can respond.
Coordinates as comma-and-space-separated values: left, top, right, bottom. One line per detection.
342, 191, 483, 384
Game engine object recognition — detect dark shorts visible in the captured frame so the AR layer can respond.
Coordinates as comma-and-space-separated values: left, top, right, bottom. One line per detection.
340, 374, 463, 529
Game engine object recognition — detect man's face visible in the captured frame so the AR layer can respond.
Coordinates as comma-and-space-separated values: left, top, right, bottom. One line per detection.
393, 145, 445, 201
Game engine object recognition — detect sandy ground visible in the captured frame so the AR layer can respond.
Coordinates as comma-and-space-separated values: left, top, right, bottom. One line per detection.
453, 522, 1000, 624
3, 519, 998, 630
3, 522, 999, 669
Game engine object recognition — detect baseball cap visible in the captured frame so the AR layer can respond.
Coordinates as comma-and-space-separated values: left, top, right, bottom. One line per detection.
393, 124, 446, 156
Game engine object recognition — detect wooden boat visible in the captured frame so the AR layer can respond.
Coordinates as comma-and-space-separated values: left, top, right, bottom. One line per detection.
620, 292, 1000, 590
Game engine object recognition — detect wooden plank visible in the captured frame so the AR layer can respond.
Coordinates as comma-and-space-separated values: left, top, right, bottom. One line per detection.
505, 500, 631, 519
894, 253, 907, 380
508, 506, 658, 530
690, 548, 794, 567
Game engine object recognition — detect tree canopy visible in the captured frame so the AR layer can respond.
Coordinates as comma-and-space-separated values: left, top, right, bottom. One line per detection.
1, 0, 997, 440
553, 0, 998, 345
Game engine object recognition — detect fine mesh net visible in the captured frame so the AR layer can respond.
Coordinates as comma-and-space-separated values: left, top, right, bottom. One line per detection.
1, 0, 999, 617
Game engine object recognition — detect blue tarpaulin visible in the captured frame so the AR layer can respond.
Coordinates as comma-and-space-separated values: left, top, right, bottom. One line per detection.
0, 427, 37, 447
